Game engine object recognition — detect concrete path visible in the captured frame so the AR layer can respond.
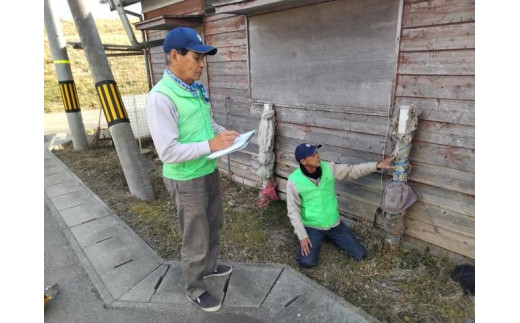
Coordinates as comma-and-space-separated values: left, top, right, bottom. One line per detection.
44, 134, 379, 323
44, 109, 108, 135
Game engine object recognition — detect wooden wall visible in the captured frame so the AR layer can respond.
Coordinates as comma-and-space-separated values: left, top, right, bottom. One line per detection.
204, 0, 475, 261
394, 0, 475, 260
204, 1, 402, 229
146, 0, 475, 261
146, 29, 167, 84
203, 14, 262, 186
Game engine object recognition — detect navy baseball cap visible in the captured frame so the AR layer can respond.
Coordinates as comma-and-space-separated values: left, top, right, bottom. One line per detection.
163, 27, 217, 55
295, 143, 322, 162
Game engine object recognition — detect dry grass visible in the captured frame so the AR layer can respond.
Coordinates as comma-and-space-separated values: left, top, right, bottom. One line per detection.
51, 138, 475, 322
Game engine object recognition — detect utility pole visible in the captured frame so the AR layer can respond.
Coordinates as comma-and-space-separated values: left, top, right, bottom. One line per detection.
44, 0, 88, 150
67, 0, 155, 201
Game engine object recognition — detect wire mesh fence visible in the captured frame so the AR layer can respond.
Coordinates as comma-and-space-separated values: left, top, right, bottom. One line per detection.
106, 49, 152, 141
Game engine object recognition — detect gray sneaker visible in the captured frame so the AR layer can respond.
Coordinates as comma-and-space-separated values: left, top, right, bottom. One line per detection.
204, 264, 233, 278
186, 292, 221, 312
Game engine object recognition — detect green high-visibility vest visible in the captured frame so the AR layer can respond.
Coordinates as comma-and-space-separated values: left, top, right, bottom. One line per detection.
150, 71, 217, 180
289, 162, 339, 228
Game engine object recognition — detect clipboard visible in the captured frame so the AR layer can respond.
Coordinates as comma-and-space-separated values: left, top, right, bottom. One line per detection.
206, 130, 257, 160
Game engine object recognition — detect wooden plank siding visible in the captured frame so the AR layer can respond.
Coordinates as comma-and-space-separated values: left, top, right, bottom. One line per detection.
400, 22, 474, 51
398, 49, 474, 75
204, 14, 259, 186
401, 0, 475, 28
393, 0, 475, 259
143, 0, 475, 260
394, 97, 474, 125
145, 30, 167, 84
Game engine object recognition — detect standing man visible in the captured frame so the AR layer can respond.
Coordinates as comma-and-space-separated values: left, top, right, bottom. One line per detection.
146, 27, 238, 312
286, 143, 395, 268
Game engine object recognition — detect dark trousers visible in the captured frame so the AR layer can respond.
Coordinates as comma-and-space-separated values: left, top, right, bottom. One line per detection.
163, 170, 223, 299
297, 221, 366, 268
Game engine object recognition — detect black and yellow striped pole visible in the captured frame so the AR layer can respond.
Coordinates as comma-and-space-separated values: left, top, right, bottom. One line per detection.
67, 0, 155, 201
44, 0, 88, 150
58, 80, 81, 113
95, 80, 129, 127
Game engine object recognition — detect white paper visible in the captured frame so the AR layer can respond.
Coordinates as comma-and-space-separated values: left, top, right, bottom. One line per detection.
206, 130, 257, 160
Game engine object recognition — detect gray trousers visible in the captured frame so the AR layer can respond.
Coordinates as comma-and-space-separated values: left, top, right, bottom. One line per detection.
163, 170, 224, 299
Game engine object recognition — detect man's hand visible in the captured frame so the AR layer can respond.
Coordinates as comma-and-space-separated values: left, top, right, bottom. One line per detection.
300, 238, 313, 256
209, 130, 239, 152
376, 156, 396, 170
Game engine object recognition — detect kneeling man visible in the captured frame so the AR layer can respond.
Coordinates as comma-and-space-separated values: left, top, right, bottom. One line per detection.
286, 143, 395, 268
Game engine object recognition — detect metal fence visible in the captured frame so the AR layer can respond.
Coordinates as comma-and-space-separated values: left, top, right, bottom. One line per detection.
106, 47, 151, 141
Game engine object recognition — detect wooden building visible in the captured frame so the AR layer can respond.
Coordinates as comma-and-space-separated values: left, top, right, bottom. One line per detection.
133, 0, 475, 262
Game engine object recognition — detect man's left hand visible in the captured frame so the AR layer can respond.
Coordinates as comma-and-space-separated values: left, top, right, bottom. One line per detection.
376, 156, 396, 170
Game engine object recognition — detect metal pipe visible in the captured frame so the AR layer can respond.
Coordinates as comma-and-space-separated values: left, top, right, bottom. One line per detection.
109, 0, 143, 49
126, 9, 153, 90
109, 0, 153, 89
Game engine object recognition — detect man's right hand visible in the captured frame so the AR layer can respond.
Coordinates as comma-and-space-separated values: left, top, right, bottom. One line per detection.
300, 238, 313, 256
209, 130, 239, 152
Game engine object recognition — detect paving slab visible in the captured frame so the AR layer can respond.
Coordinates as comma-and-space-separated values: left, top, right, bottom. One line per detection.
59, 201, 111, 227
120, 264, 169, 302
149, 262, 229, 306
83, 233, 155, 275
70, 215, 126, 248
44, 173, 71, 187
260, 268, 313, 317
45, 181, 84, 198
225, 264, 282, 308
51, 190, 95, 211
44, 161, 63, 172
100, 254, 161, 300
150, 264, 186, 304
44, 163, 67, 179
272, 289, 374, 323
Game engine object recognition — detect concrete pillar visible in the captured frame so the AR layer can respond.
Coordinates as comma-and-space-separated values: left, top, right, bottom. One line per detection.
67, 0, 155, 201
44, 0, 88, 150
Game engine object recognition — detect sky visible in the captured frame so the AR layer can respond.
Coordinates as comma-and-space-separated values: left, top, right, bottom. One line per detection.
50, 0, 142, 19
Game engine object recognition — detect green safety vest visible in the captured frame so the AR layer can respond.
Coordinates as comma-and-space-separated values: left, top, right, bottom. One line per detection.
150, 71, 217, 180
289, 162, 339, 228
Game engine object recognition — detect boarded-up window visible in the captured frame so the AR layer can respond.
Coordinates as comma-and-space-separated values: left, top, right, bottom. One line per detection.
249, 0, 401, 111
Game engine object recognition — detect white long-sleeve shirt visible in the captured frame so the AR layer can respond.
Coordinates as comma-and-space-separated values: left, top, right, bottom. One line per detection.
145, 92, 226, 164
286, 161, 378, 241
